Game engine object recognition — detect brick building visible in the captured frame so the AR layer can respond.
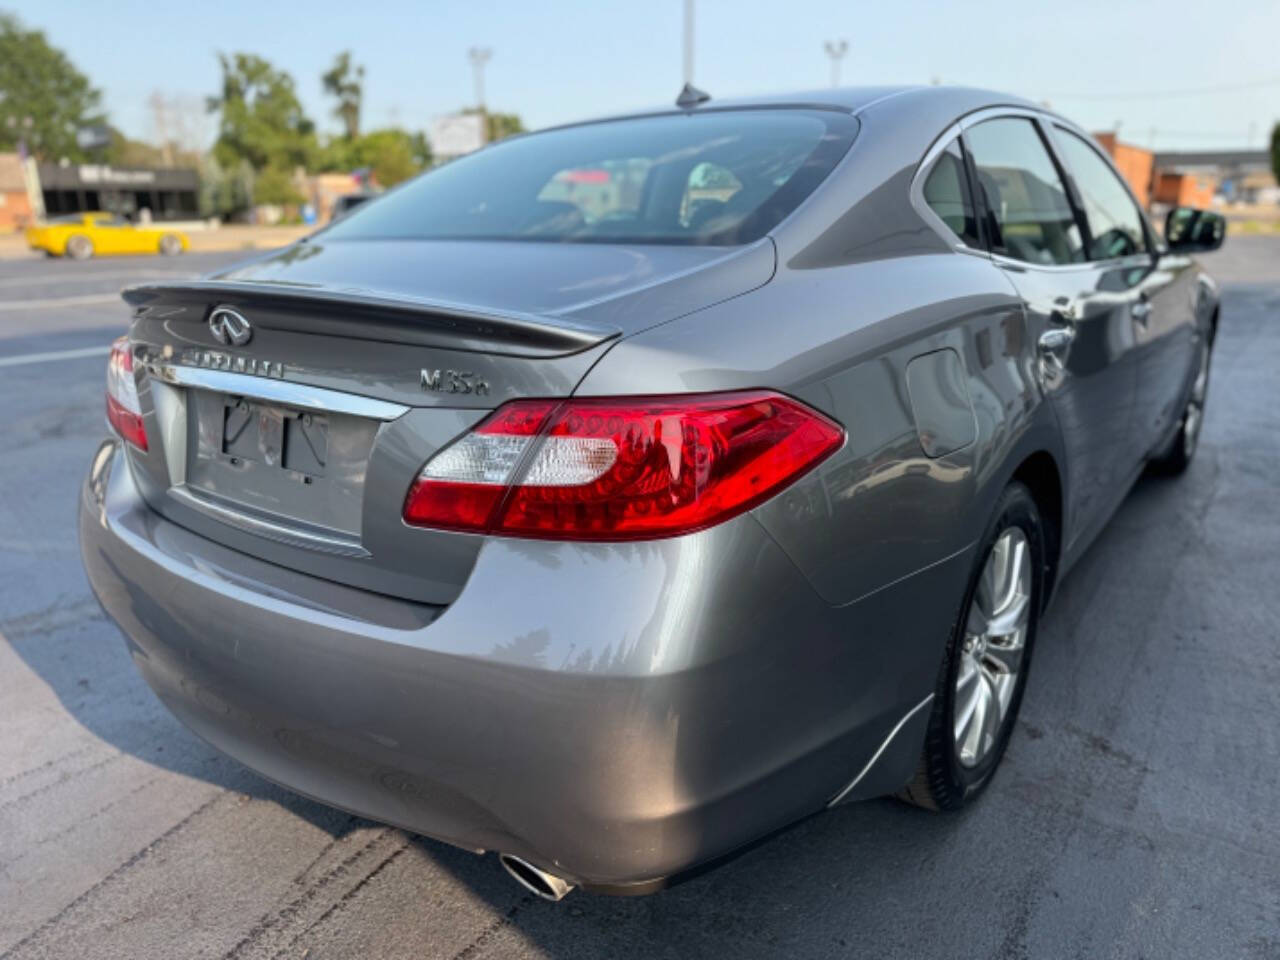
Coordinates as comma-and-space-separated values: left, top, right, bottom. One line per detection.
0, 153, 38, 231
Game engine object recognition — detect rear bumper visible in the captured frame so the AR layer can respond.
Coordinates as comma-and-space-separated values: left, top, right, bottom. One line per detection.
79, 438, 962, 890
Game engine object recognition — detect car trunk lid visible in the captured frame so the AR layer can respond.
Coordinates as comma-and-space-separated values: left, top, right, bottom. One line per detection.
119, 237, 774, 604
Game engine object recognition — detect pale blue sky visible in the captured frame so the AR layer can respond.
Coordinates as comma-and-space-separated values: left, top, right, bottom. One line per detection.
14, 0, 1280, 152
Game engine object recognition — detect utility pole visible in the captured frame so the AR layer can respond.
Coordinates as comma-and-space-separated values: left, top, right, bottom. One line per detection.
149, 91, 173, 167
468, 47, 492, 112
683, 0, 695, 85
824, 40, 849, 89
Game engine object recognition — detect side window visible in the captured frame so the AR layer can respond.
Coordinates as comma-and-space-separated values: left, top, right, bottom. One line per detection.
922, 139, 980, 248
965, 118, 1084, 266
1053, 128, 1148, 260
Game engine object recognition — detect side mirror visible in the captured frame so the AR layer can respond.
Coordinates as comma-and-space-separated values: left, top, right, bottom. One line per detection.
1165, 207, 1226, 254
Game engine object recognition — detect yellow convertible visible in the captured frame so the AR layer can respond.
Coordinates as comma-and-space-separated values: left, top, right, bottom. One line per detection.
26, 213, 189, 260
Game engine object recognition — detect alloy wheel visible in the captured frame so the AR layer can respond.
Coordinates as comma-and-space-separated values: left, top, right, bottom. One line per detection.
1183, 341, 1210, 460
954, 527, 1031, 768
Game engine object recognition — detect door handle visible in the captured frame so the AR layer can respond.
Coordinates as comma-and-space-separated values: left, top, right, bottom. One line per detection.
1037, 326, 1075, 377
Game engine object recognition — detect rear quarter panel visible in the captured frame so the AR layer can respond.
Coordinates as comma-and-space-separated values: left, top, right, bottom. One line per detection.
577, 90, 1065, 609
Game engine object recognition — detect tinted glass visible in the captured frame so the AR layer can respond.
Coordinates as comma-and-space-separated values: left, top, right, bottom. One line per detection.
922, 139, 980, 247
322, 110, 857, 246
1053, 128, 1148, 259
966, 118, 1084, 266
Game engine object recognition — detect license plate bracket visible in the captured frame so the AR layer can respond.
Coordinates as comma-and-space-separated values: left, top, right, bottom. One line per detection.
221, 399, 328, 478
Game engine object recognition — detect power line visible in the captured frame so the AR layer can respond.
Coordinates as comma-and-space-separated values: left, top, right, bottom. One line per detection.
1043, 75, 1280, 102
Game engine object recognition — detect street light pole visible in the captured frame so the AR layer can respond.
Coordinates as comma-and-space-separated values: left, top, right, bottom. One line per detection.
468, 47, 492, 112
683, 0, 695, 85
824, 40, 849, 89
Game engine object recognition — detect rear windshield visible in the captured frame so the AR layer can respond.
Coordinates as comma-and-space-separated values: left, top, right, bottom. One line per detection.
322, 109, 858, 246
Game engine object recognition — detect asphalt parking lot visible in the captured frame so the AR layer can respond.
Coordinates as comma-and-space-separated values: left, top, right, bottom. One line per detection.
1, 241, 1277, 960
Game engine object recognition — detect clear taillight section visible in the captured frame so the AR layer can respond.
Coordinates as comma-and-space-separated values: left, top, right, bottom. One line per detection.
106, 336, 147, 451
404, 390, 844, 540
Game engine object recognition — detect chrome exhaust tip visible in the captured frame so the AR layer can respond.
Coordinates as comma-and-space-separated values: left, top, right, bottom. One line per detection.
498, 853, 575, 902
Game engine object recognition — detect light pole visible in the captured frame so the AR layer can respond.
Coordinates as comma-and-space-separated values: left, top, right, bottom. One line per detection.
468, 47, 492, 112
824, 40, 848, 88
683, 0, 695, 85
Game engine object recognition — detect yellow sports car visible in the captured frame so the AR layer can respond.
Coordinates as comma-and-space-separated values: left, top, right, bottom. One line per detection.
26, 213, 189, 260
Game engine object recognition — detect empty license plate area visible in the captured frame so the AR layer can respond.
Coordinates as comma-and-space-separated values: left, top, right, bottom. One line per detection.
221, 400, 329, 477
184, 389, 379, 540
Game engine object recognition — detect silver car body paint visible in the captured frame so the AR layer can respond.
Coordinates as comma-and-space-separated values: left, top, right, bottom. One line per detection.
79, 85, 1219, 893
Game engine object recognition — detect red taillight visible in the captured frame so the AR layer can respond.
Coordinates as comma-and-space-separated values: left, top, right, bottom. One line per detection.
106, 337, 147, 451
404, 391, 843, 540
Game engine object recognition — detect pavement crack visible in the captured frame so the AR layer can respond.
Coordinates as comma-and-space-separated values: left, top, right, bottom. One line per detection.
0, 792, 225, 960
221, 829, 411, 960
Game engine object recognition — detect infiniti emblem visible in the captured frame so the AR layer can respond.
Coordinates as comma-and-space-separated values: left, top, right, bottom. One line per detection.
209, 307, 253, 346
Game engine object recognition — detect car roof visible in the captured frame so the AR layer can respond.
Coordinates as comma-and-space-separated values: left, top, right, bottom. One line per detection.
537, 85, 1044, 137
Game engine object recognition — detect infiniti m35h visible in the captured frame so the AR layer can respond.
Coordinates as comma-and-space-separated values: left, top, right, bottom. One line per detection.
80, 85, 1224, 899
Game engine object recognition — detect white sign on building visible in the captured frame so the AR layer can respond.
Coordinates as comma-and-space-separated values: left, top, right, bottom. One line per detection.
429, 114, 487, 160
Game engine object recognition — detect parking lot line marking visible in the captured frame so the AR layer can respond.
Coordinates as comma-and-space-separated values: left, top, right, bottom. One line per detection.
0, 293, 120, 312
0, 270, 196, 290
0, 345, 111, 367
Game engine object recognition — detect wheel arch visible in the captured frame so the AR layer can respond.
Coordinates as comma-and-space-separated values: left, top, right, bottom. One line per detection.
1008, 449, 1064, 612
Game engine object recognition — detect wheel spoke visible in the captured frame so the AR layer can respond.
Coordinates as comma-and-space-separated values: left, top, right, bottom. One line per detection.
957, 668, 991, 763
954, 654, 983, 752
985, 591, 1030, 639
977, 670, 1002, 753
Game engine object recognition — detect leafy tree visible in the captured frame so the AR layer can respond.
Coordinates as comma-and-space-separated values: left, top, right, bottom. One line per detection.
0, 12, 105, 161
105, 127, 200, 170
462, 108, 526, 144
322, 51, 364, 140
316, 128, 430, 186
253, 165, 305, 206
1271, 122, 1279, 187
199, 154, 254, 218
207, 53, 315, 172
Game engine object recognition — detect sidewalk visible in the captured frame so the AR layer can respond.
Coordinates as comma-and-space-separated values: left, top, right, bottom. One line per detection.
0, 224, 313, 260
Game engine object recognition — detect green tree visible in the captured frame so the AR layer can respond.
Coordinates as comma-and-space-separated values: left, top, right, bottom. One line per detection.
316, 128, 430, 186
462, 108, 525, 144
322, 51, 364, 140
1271, 122, 1280, 187
207, 53, 315, 172
252, 165, 304, 206
0, 12, 105, 161
199, 154, 254, 218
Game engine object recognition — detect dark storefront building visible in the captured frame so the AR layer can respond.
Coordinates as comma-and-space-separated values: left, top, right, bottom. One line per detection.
38, 164, 199, 221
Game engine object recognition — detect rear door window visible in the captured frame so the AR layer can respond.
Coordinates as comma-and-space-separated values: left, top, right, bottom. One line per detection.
1052, 128, 1149, 260
922, 139, 981, 248
965, 118, 1084, 266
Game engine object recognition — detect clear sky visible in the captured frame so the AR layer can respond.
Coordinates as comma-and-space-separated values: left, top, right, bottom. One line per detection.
14, 0, 1280, 153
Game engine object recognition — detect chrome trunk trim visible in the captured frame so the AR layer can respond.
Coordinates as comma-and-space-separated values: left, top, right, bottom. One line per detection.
147, 363, 409, 421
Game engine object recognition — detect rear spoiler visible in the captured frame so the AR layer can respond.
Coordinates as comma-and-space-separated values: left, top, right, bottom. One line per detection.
121, 280, 620, 359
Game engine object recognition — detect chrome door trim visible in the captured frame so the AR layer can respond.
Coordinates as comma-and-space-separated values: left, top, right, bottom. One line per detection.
909, 121, 993, 256
147, 363, 409, 421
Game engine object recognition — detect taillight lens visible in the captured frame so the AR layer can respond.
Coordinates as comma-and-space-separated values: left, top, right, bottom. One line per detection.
404, 390, 843, 540
106, 337, 147, 451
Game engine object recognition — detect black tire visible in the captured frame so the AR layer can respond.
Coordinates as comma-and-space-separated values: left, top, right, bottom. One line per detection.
1148, 334, 1211, 476
65, 234, 93, 260
158, 233, 183, 256
900, 481, 1045, 811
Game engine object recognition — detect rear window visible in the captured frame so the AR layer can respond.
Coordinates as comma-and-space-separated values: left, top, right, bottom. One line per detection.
323, 110, 858, 246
